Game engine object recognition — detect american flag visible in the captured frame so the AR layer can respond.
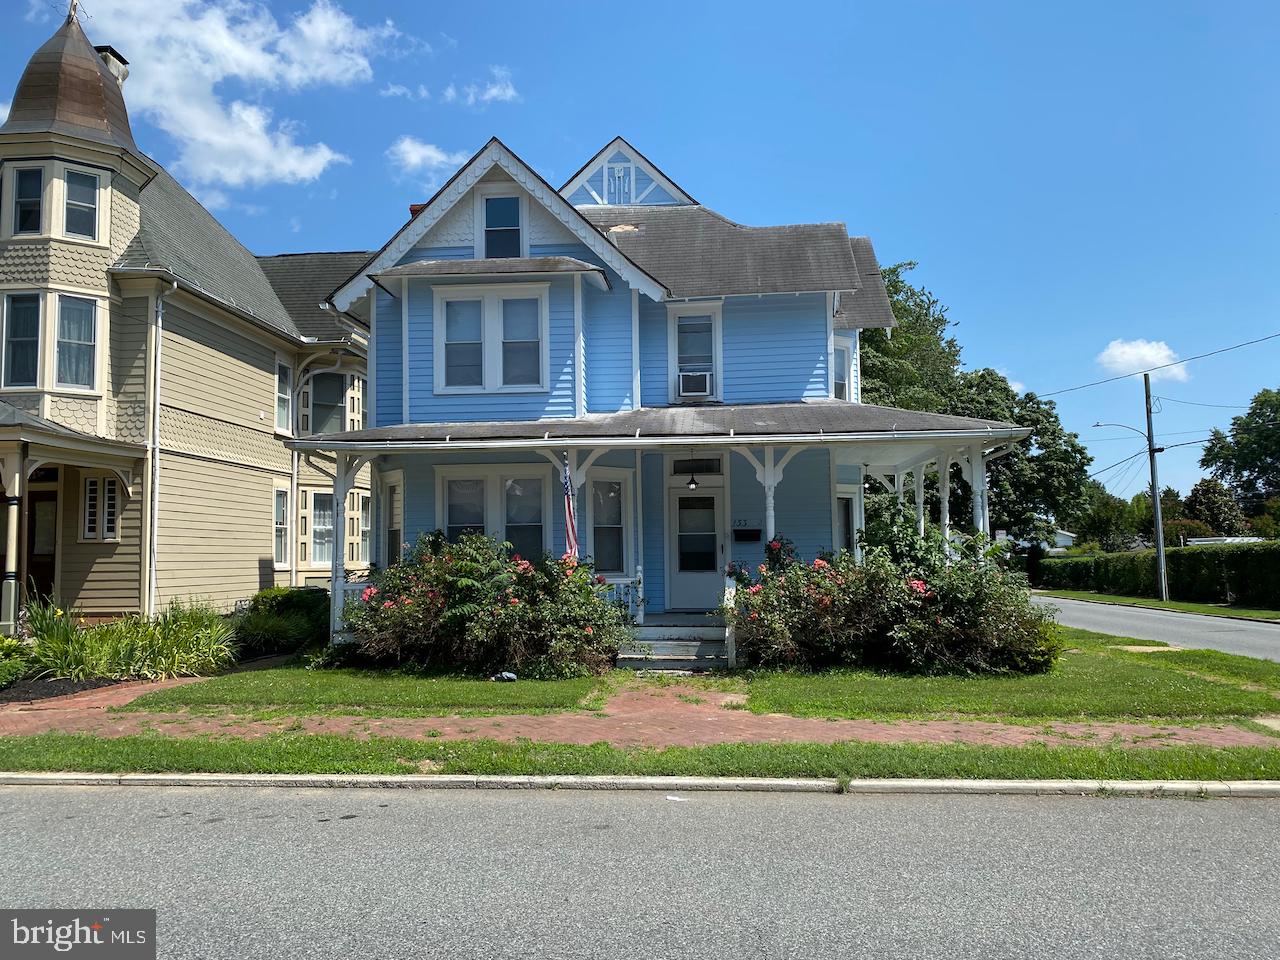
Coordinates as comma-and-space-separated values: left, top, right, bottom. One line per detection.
562, 459, 579, 558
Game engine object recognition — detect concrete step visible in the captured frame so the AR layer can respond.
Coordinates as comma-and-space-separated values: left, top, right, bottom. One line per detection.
617, 654, 729, 673
632, 638, 728, 657
632, 625, 727, 643
620, 637, 729, 672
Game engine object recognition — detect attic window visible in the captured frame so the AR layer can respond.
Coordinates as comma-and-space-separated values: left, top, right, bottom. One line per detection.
484, 196, 521, 258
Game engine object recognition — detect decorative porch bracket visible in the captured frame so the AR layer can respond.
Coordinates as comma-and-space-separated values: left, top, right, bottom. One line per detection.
733, 445, 807, 541
535, 448, 606, 557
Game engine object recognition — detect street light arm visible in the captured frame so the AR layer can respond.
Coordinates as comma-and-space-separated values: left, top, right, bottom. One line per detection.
1092, 421, 1148, 440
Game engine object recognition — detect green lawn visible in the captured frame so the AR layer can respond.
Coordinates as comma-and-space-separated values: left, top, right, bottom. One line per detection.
122, 668, 606, 718
3, 731, 1280, 781
742, 629, 1280, 721
1038, 589, 1280, 621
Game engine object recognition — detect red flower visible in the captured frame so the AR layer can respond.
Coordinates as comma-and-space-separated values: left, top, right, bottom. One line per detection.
584, 625, 594, 635
908, 579, 929, 595
748, 583, 763, 594
509, 597, 520, 605
594, 574, 607, 585
812, 558, 829, 570
769, 540, 781, 551
748, 612, 759, 621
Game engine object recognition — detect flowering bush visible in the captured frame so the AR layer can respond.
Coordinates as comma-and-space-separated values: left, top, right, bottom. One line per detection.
341, 531, 631, 678
725, 521, 1058, 675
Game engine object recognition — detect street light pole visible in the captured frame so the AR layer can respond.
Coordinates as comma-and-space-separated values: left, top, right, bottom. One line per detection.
1144, 373, 1169, 600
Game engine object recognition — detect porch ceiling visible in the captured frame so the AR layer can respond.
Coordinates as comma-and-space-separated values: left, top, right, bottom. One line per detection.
290, 399, 1030, 460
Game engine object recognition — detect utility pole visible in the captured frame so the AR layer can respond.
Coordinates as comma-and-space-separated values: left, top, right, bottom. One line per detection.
1144, 373, 1169, 600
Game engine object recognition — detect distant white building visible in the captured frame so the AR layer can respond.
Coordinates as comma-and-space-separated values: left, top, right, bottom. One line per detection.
1185, 537, 1264, 546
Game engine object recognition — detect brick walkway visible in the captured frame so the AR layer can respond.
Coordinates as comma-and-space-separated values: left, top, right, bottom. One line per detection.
1, 680, 1275, 749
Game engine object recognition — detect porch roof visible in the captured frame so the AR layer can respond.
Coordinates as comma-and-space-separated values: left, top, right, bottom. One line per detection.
372, 256, 610, 289
289, 399, 1030, 455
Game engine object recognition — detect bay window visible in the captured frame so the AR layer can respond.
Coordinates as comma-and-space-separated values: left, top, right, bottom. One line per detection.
3, 293, 40, 388
56, 295, 96, 389
310, 372, 345, 435
434, 284, 549, 393
13, 169, 43, 235
64, 170, 99, 241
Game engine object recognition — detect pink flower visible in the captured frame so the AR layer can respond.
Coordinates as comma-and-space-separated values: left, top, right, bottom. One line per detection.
361, 586, 379, 602
515, 559, 534, 575
594, 574, 607, 585
812, 558, 829, 570
509, 597, 520, 606
382, 600, 395, 609
747, 583, 763, 594
769, 540, 781, 551
584, 625, 594, 635
748, 612, 759, 621
757, 564, 767, 575
402, 598, 413, 606
908, 579, 929, 595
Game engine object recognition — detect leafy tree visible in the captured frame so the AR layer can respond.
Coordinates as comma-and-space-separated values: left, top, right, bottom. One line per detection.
1250, 498, 1280, 539
1201, 387, 1280, 510
1183, 477, 1250, 536
1164, 518, 1214, 546
1065, 480, 1137, 552
942, 369, 1092, 543
1128, 486, 1184, 534
859, 262, 962, 412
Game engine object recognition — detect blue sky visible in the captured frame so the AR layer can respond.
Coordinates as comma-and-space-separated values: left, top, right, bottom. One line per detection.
5, 0, 1278, 497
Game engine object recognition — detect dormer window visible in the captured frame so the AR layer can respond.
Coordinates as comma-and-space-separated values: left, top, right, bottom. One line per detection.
64, 170, 99, 241
14, 169, 43, 235
484, 196, 521, 258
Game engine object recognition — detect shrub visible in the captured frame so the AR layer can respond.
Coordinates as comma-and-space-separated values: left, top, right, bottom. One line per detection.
341, 531, 630, 678
725, 520, 1059, 675
0, 636, 29, 689
24, 598, 237, 681
1036, 541, 1280, 606
235, 587, 328, 656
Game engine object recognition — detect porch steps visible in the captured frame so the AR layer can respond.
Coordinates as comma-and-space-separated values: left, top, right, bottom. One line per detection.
621, 629, 730, 672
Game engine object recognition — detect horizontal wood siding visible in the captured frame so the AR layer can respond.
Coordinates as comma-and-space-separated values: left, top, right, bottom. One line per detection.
582, 265, 633, 412
728, 447, 834, 564
404, 276, 576, 422
638, 296, 668, 407
374, 288, 402, 427
160, 303, 277, 432
722, 293, 828, 403
59, 466, 143, 614
109, 296, 149, 443
155, 452, 280, 610
640, 452, 666, 613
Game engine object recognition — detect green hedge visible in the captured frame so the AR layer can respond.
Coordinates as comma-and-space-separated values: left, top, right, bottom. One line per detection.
1037, 542, 1280, 606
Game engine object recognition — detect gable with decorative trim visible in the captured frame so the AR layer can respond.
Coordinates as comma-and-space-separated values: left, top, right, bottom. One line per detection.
560, 137, 695, 207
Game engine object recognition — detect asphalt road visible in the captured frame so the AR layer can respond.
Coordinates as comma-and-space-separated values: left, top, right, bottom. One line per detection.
1036, 595, 1280, 661
2, 786, 1277, 959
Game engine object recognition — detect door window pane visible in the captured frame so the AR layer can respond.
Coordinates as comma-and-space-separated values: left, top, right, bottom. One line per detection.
504, 477, 543, 558
484, 196, 520, 258
64, 170, 98, 240
677, 496, 717, 571
592, 480, 624, 574
501, 298, 540, 385
14, 169, 42, 234
312, 493, 334, 565
56, 296, 96, 388
446, 479, 485, 541
4, 294, 39, 387
444, 299, 483, 386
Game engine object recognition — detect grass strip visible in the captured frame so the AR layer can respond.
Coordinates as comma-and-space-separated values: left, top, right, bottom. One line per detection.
1039, 590, 1280, 621
2, 732, 1280, 781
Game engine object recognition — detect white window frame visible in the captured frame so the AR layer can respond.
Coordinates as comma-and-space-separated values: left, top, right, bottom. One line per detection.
472, 184, 529, 259
586, 467, 633, 577
432, 283, 550, 395
666, 301, 724, 403
275, 357, 293, 435
380, 468, 405, 567
80, 472, 121, 543
310, 490, 336, 569
2, 291, 42, 390
273, 484, 291, 570
54, 294, 98, 391
10, 166, 46, 237
62, 169, 100, 242
832, 335, 853, 401
434, 463, 554, 555
358, 493, 373, 564
307, 371, 347, 436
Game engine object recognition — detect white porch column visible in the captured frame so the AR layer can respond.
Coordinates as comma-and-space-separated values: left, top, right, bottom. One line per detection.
968, 443, 989, 536
914, 469, 926, 536
894, 472, 905, 509
938, 454, 951, 546
633, 448, 644, 625
763, 447, 777, 541
330, 452, 350, 635
0, 454, 21, 635
853, 464, 867, 563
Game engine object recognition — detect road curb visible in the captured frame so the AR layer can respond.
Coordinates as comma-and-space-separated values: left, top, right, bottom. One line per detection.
1034, 592, 1280, 625
2, 772, 1280, 796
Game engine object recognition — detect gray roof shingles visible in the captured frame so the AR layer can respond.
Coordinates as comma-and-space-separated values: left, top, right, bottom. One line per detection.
835, 237, 896, 330
373, 256, 607, 285
258, 251, 373, 339
298, 399, 1025, 445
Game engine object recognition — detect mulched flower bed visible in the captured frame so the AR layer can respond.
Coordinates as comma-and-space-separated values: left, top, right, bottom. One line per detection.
0, 676, 126, 704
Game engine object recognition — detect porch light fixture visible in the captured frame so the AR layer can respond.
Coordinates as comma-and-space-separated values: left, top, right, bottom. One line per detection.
686, 470, 699, 491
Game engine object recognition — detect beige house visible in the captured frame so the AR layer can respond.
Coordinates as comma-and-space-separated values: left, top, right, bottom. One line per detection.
0, 13, 371, 631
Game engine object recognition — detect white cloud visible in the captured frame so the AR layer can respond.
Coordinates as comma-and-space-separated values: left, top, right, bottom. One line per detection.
385, 136, 469, 176
80, 0, 408, 188
1096, 338, 1189, 382
441, 83, 458, 104
463, 66, 519, 106
25, 0, 49, 23
998, 369, 1026, 394
380, 83, 429, 100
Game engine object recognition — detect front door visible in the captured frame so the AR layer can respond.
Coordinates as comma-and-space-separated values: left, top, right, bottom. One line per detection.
667, 489, 724, 610
26, 490, 57, 600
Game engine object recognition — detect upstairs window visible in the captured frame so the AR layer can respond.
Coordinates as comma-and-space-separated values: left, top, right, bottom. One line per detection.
56, 296, 96, 389
435, 285, 549, 394
14, 169, 43, 235
3, 294, 40, 388
484, 196, 521, 258
64, 171, 99, 241
275, 362, 292, 433
833, 345, 849, 400
669, 303, 722, 402
310, 372, 345, 435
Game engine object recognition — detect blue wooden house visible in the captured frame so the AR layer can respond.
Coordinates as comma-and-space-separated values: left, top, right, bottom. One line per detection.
296, 137, 1028, 658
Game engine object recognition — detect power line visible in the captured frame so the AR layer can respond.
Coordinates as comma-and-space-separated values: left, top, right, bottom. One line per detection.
1040, 330, 1280, 397
1154, 395, 1252, 410
1089, 449, 1146, 479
